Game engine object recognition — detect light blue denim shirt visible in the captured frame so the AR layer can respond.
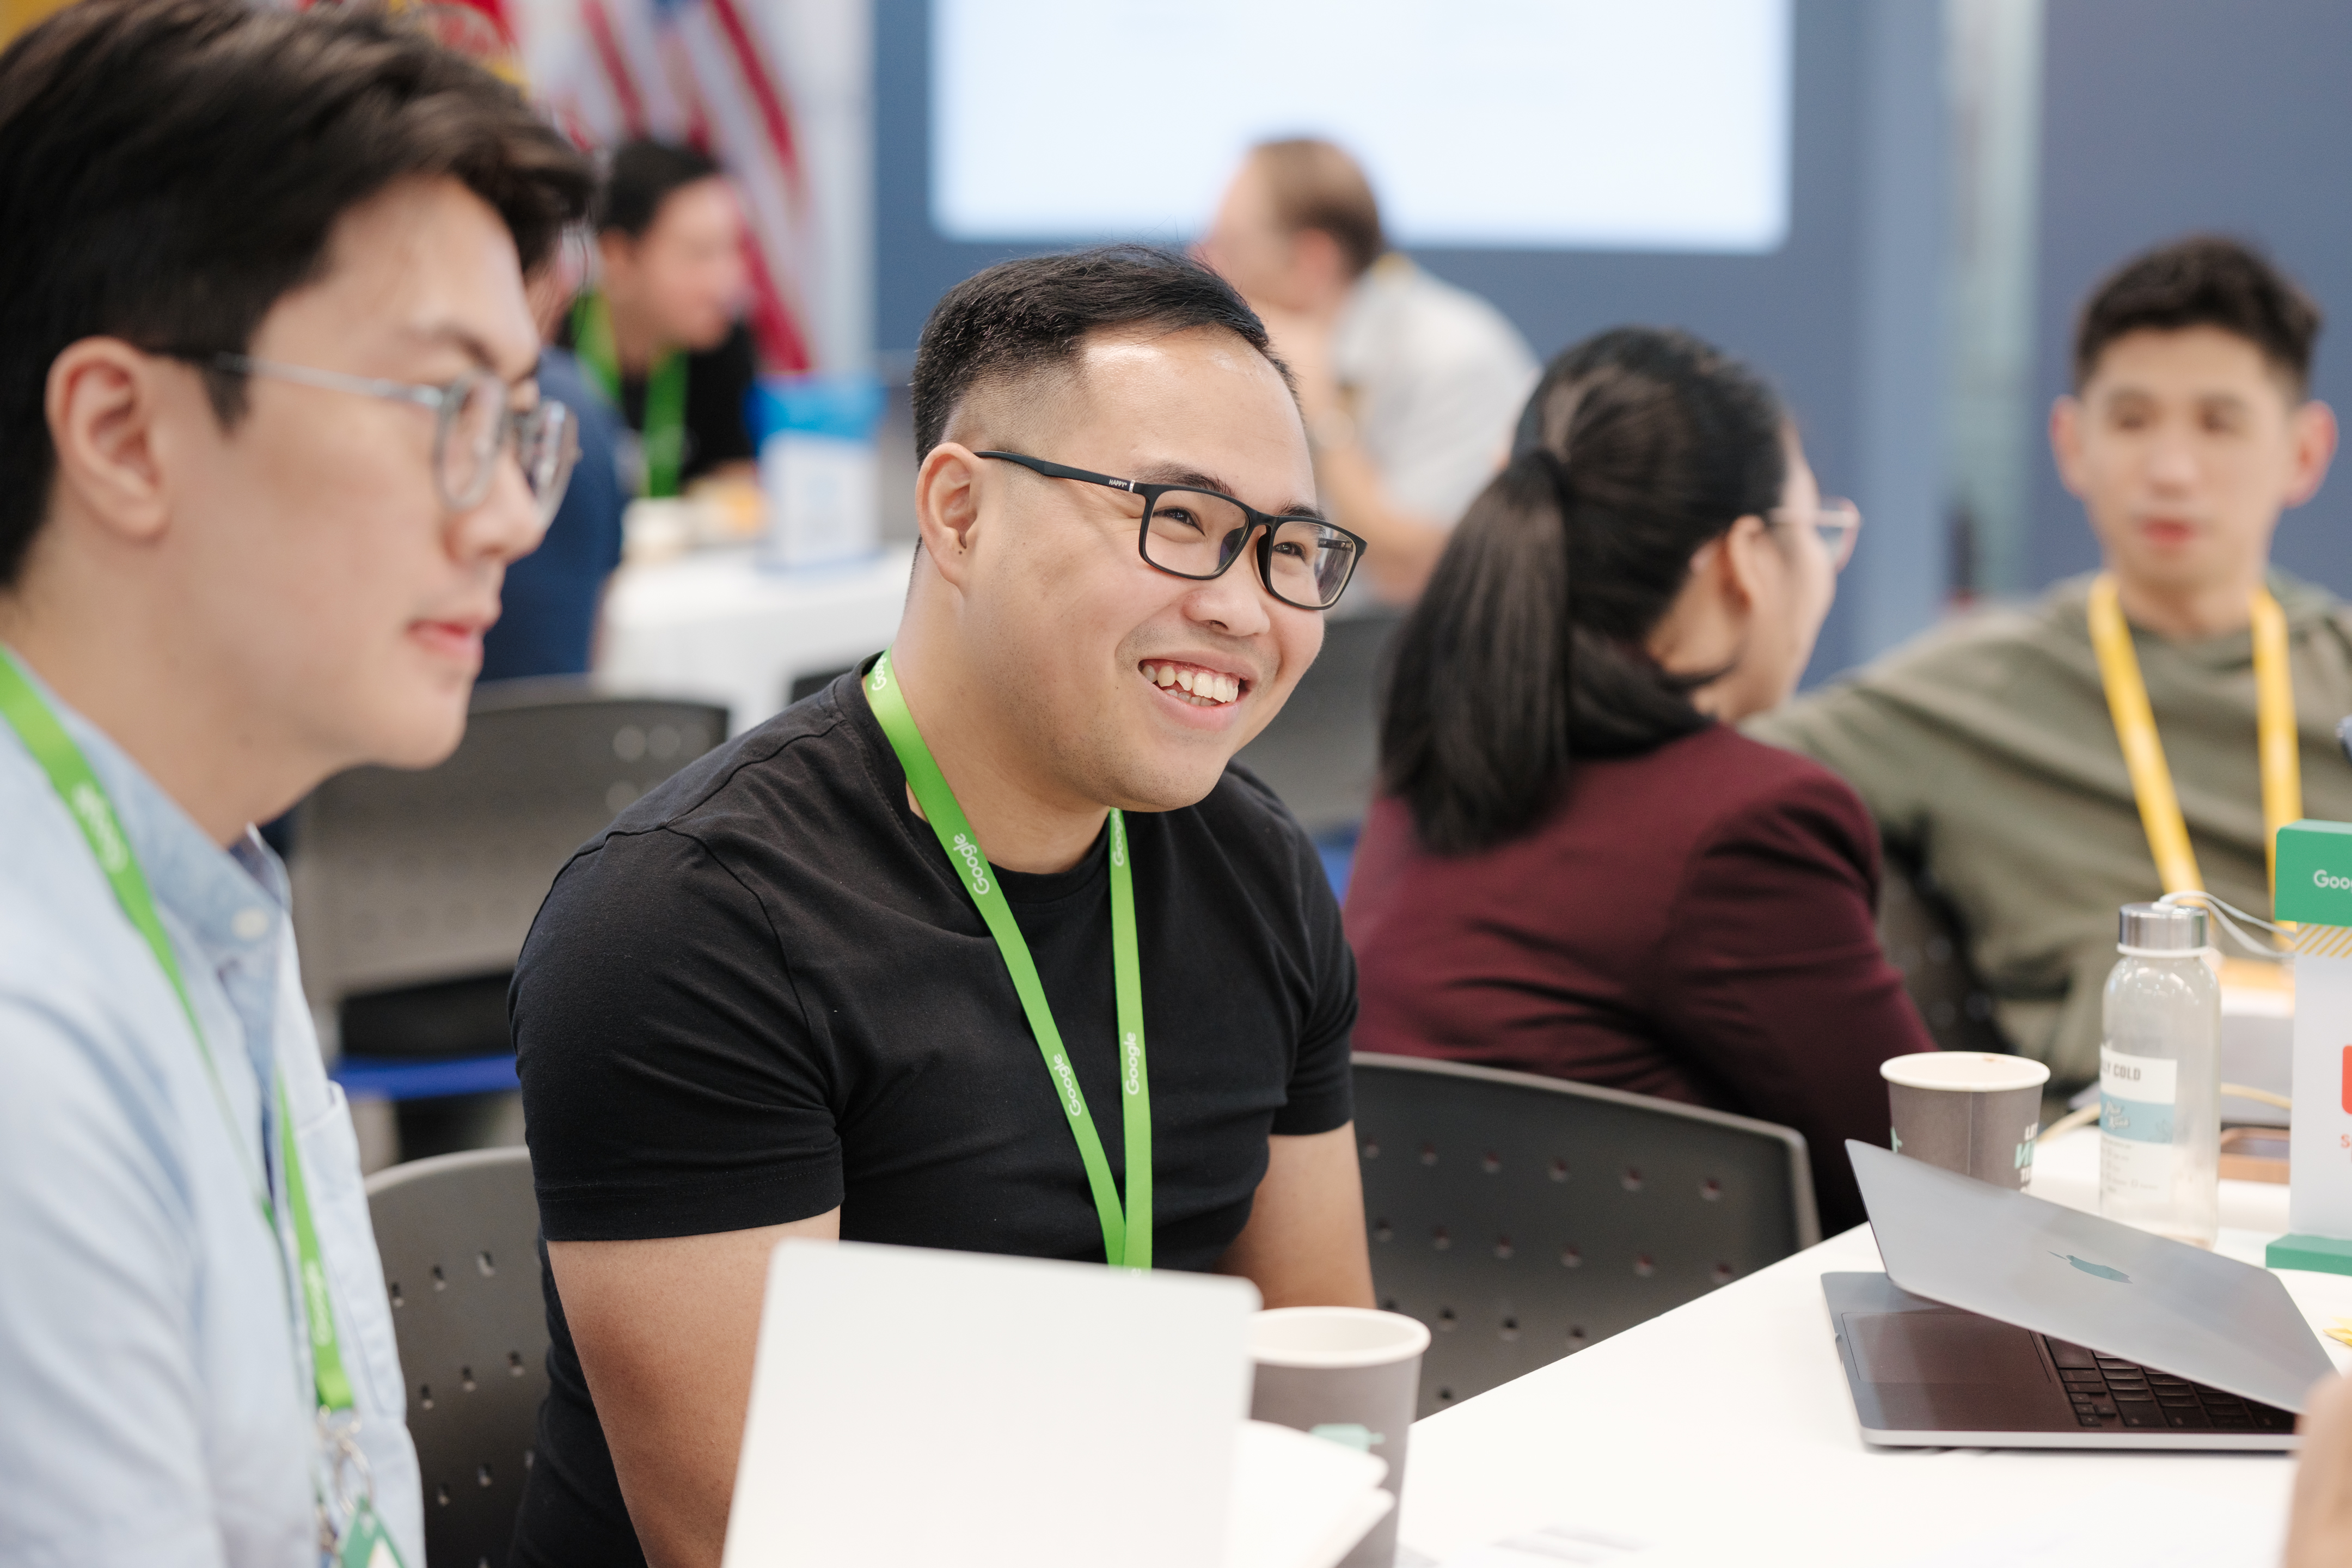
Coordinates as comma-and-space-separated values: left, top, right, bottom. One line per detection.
0, 671, 421, 1567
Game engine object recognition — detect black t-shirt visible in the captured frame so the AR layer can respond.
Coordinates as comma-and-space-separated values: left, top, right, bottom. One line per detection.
506, 667, 1357, 1567
556, 313, 760, 487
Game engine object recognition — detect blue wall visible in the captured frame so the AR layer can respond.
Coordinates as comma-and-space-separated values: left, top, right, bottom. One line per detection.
873, 0, 1949, 679
2032, 0, 2352, 595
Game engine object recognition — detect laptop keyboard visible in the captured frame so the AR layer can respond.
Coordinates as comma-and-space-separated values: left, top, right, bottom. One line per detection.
2041, 1335, 2295, 1432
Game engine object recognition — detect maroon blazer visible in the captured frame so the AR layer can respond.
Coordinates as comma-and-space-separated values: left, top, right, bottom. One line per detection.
1343, 722, 1935, 1233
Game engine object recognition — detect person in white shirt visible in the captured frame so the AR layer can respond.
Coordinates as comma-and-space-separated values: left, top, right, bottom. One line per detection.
0, 1, 590, 1561
1198, 137, 1539, 604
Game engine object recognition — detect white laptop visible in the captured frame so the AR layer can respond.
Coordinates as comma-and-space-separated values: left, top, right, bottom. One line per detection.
722, 1240, 1384, 1568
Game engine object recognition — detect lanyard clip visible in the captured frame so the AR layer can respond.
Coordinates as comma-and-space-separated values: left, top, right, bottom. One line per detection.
317, 1408, 375, 1534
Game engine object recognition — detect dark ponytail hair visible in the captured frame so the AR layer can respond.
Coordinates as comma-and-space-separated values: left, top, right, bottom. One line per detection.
1378, 326, 1788, 855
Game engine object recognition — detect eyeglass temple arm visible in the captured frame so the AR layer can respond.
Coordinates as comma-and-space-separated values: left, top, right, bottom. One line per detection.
215, 353, 446, 411
972, 450, 1138, 493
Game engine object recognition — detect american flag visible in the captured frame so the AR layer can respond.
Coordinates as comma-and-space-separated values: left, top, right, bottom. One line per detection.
400, 0, 824, 373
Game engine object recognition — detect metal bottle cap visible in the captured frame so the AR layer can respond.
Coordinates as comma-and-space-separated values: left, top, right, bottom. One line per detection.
2117, 902, 2207, 950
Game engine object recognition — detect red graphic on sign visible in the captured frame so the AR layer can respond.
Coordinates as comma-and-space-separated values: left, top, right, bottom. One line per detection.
2343, 1045, 2352, 1116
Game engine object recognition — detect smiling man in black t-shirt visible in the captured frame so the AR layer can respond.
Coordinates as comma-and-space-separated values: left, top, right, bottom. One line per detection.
510, 245, 1375, 1568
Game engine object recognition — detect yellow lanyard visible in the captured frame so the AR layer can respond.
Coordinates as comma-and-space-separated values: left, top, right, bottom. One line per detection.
2087, 572, 2301, 903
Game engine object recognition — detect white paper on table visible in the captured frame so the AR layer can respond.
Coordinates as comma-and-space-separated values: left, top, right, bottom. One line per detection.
1225, 1419, 1392, 1568
1893, 1478, 2282, 1568
1437, 1522, 1652, 1566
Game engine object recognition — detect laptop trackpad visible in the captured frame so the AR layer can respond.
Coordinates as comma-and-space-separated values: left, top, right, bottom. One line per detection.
1847, 1312, 2048, 1385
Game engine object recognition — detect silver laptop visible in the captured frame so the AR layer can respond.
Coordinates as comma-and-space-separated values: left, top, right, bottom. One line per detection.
1828, 1140, 2335, 1450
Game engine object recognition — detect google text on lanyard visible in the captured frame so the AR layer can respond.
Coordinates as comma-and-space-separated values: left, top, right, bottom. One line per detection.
0, 649, 408, 1568
864, 650, 1153, 1269
2087, 572, 2302, 902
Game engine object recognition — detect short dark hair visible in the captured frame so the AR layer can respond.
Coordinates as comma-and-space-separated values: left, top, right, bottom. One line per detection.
909, 245, 1283, 461
1251, 138, 1385, 279
2074, 235, 2323, 396
1381, 327, 1788, 855
595, 137, 724, 237
0, 0, 593, 590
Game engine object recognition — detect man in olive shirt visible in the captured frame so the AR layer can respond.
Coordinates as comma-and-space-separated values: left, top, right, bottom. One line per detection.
1751, 237, 2343, 1091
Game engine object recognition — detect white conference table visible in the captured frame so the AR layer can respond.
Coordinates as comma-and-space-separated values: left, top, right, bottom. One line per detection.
598, 543, 913, 735
1395, 1128, 2348, 1568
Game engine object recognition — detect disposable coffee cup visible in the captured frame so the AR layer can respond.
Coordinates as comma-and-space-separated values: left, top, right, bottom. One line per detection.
1247, 1307, 1429, 1568
1882, 1052, 2050, 1189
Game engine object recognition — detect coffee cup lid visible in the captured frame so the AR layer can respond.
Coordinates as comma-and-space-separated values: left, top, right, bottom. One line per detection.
1879, 1052, 2049, 1093
1249, 1307, 1431, 1368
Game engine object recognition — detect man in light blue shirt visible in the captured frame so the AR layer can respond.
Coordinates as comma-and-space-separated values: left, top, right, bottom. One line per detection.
0, 673, 416, 1564
0, 1, 591, 1560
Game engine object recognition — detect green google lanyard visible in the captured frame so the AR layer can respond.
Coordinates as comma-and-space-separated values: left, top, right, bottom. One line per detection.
0, 650, 402, 1568
572, 290, 689, 500
864, 651, 1153, 1269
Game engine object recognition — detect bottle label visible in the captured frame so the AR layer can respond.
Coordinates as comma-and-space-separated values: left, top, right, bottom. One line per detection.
2100, 1046, 2177, 1203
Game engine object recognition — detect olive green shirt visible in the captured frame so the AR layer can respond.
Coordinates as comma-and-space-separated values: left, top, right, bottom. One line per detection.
1747, 571, 2352, 1091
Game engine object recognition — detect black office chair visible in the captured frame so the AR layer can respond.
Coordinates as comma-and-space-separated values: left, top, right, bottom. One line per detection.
291, 682, 728, 1060
366, 1147, 547, 1568
1233, 606, 1401, 836
1352, 1053, 1821, 1415
1877, 848, 2008, 1054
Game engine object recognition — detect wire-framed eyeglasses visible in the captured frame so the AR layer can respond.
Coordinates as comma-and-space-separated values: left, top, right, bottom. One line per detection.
976, 450, 1366, 610
186, 352, 579, 527
1774, 496, 1863, 574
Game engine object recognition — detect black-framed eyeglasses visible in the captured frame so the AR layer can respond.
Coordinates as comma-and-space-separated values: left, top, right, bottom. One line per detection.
976, 451, 1365, 610
176, 352, 579, 528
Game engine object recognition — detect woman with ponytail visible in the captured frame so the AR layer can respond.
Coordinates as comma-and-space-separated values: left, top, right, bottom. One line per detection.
1343, 327, 1934, 1232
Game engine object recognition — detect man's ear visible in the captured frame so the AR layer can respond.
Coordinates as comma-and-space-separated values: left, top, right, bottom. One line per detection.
44, 338, 175, 547
2284, 399, 2339, 509
2049, 395, 2089, 498
913, 443, 987, 589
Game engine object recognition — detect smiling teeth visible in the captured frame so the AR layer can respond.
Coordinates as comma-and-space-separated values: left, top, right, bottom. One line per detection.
1144, 663, 1240, 706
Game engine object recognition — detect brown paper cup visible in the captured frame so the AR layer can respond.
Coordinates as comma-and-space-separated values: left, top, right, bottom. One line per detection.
1247, 1307, 1430, 1568
1881, 1052, 2050, 1189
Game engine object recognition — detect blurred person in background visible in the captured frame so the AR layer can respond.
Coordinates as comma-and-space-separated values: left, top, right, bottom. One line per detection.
1345, 328, 1935, 1233
1198, 137, 1536, 604
564, 137, 758, 497
481, 255, 629, 681
1752, 236, 2349, 1097
0, 0, 589, 1558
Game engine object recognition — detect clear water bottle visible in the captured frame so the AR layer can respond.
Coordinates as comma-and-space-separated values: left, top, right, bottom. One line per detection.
2099, 902, 2220, 1247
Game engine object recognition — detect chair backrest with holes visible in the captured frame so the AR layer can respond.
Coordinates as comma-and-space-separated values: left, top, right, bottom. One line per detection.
1352, 1053, 1822, 1416
365, 1146, 546, 1568
1876, 848, 2009, 1054
291, 684, 727, 1035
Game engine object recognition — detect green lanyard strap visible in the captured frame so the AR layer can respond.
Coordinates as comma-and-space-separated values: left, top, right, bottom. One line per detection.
280, 1077, 356, 1414
572, 291, 689, 500
0, 650, 357, 1425
864, 651, 1152, 1269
